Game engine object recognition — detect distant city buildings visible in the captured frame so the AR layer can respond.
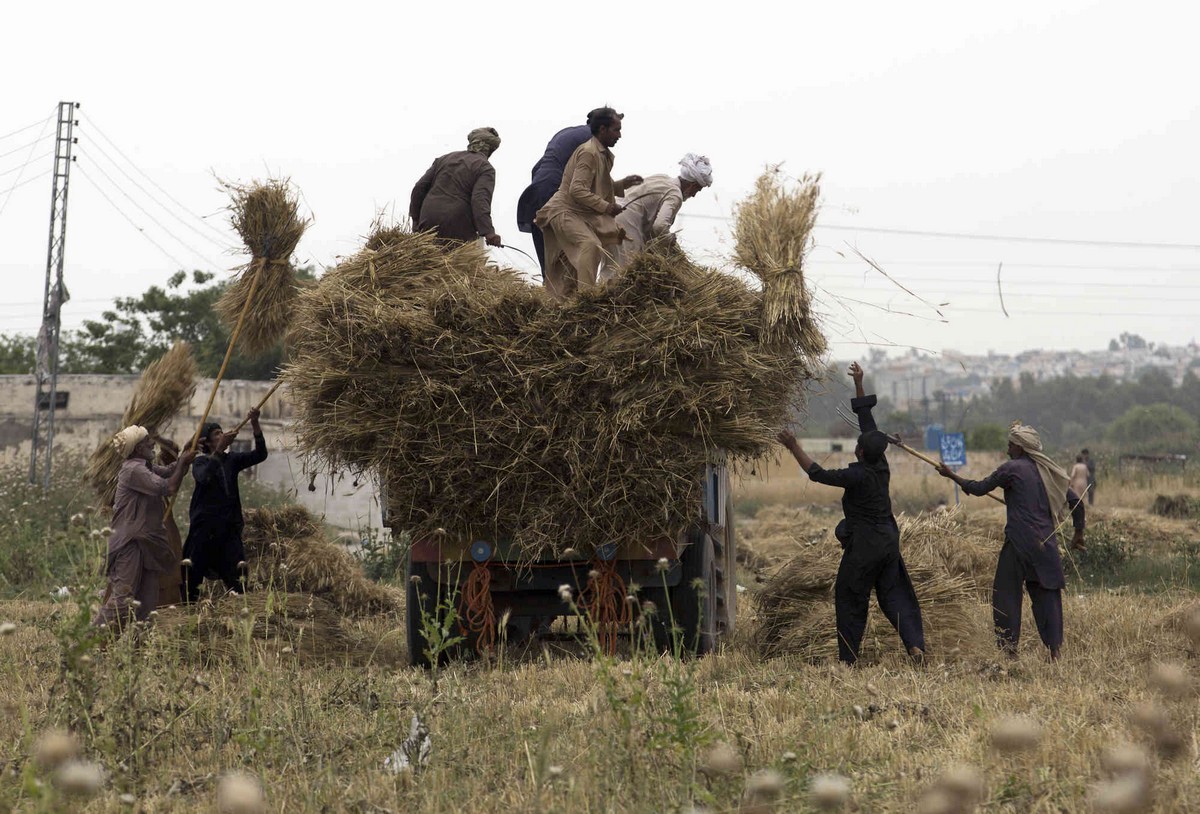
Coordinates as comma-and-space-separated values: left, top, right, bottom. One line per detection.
864, 340, 1200, 413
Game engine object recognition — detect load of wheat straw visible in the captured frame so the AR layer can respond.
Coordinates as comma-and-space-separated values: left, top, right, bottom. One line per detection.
215, 178, 310, 356
754, 510, 994, 662
85, 341, 197, 508
283, 171, 826, 562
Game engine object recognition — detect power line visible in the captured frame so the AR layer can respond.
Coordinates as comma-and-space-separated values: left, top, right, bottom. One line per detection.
0, 112, 55, 221
76, 149, 224, 270
0, 151, 53, 177
0, 170, 51, 199
83, 115, 231, 241
0, 135, 54, 161
78, 131, 233, 253
679, 212, 1200, 251
810, 270, 1200, 291
75, 164, 192, 272
809, 257, 1200, 273
0, 113, 54, 143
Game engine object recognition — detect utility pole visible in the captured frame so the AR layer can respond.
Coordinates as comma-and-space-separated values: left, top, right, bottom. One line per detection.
29, 102, 79, 488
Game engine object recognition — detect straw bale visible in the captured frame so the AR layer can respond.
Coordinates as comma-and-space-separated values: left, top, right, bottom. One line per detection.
240, 505, 401, 617
153, 592, 372, 663
284, 198, 825, 561
1151, 494, 1198, 519
215, 178, 311, 356
733, 169, 825, 351
753, 511, 994, 662
84, 341, 197, 508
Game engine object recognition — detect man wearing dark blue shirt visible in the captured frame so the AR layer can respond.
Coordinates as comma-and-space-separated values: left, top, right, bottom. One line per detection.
182, 408, 267, 602
778, 363, 926, 665
516, 123, 592, 272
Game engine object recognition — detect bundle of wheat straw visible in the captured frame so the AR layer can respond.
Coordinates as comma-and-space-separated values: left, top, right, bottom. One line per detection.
754, 511, 993, 662
733, 169, 825, 351
215, 178, 310, 356
283, 173, 826, 563
240, 505, 401, 617
85, 341, 197, 508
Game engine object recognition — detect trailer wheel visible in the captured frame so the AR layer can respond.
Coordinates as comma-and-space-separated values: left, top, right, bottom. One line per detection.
672, 527, 718, 655
405, 556, 432, 669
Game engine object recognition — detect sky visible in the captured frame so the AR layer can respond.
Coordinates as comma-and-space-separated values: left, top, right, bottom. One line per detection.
2, 0, 1198, 361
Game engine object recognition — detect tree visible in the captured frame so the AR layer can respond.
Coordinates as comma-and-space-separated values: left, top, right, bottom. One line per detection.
0, 333, 36, 375
968, 423, 1008, 451
60, 267, 315, 378
1105, 403, 1198, 454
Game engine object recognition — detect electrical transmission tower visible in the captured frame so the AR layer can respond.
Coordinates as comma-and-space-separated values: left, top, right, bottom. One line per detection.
29, 102, 79, 488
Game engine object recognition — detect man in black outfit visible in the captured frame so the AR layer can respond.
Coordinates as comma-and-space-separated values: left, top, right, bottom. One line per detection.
182, 408, 267, 603
778, 362, 926, 665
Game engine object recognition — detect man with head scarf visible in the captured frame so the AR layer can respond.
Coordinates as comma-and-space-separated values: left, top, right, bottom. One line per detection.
937, 422, 1086, 660
778, 362, 926, 665
94, 426, 195, 628
534, 107, 643, 300
182, 408, 267, 603
599, 153, 714, 282
409, 127, 502, 247
517, 121, 594, 272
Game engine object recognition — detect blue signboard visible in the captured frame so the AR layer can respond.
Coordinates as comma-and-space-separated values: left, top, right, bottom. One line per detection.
940, 432, 967, 467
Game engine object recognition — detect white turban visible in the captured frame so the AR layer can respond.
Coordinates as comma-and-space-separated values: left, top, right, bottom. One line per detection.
678, 153, 713, 187
1009, 422, 1071, 532
112, 425, 149, 459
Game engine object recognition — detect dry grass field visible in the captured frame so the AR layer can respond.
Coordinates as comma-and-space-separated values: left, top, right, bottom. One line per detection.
2, 452, 1199, 813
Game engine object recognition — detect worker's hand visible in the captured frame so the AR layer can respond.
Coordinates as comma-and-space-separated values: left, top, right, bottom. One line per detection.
620, 175, 643, 188
607, 202, 624, 217
935, 462, 954, 478
485, 233, 502, 247
1071, 529, 1086, 551
215, 430, 238, 453
777, 429, 799, 452
179, 448, 197, 467
247, 407, 261, 423
848, 361, 864, 383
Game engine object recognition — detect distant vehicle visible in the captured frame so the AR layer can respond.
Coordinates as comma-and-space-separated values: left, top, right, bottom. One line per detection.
386, 459, 737, 667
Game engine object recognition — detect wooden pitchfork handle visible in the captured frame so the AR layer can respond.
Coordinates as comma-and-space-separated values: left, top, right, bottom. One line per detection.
229, 379, 284, 435
165, 257, 268, 514
886, 434, 1007, 506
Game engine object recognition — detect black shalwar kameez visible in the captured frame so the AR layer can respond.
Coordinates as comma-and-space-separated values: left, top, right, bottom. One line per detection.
805, 395, 926, 664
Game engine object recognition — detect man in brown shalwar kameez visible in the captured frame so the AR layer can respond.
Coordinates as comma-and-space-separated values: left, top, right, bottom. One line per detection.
409, 127, 503, 248
533, 107, 643, 300
94, 426, 194, 629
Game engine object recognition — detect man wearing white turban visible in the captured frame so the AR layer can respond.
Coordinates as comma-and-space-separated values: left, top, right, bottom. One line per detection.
937, 422, 1086, 660
599, 153, 713, 282
95, 427, 195, 629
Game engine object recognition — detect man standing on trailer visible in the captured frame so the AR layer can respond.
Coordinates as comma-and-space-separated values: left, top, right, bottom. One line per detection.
409, 127, 503, 248
517, 120, 593, 272
533, 107, 642, 299
777, 362, 926, 665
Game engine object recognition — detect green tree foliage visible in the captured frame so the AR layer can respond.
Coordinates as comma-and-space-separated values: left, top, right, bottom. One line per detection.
0, 267, 315, 378
968, 423, 1008, 451
1105, 403, 1198, 454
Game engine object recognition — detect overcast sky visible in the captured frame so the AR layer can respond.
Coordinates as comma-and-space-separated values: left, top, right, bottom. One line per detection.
2, 0, 1197, 361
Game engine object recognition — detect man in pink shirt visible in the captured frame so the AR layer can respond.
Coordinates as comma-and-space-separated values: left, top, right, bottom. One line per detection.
95, 425, 194, 629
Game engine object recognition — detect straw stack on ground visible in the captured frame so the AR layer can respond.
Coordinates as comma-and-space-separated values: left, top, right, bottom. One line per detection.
754, 511, 994, 662
284, 173, 825, 561
215, 178, 310, 356
153, 592, 388, 664
84, 341, 197, 508
239, 505, 401, 617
